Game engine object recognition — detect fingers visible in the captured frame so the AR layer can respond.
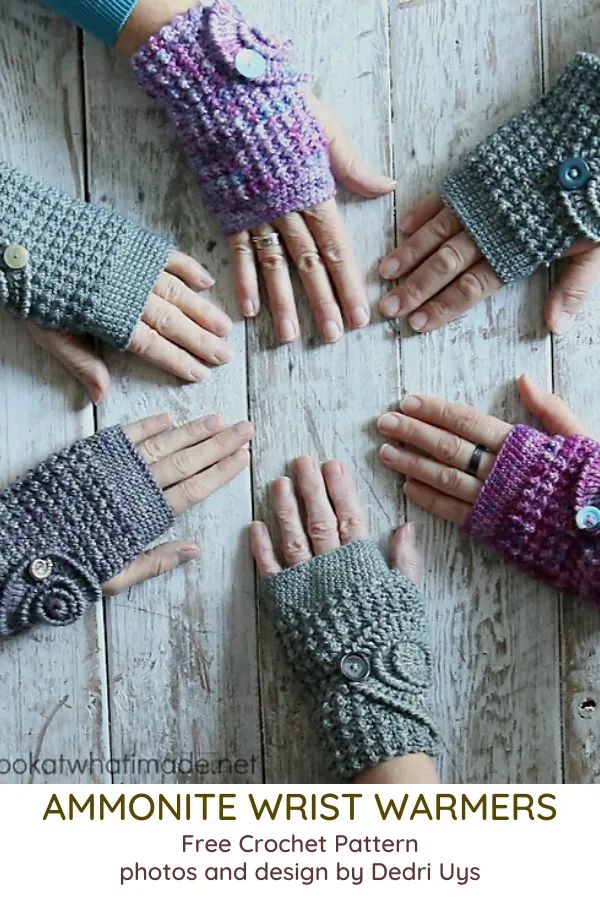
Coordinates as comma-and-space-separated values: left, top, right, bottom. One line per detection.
379, 206, 461, 283
227, 232, 261, 317
388, 395, 512, 453
321, 459, 369, 543
154, 271, 232, 338
272, 476, 313, 566
136, 413, 225, 463
142, 294, 233, 366
128, 321, 211, 382
379, 443, 482, 503
150, 421, 253, 489
25, 324, 111, 405
389, 523, 423, 588
294, 456, 341, 555
397, 194, 445, 235
165, 447, 250, 515
250, 521, 282, 577
518, 374, 592, 438
544, 245, 600, 335
406, 261, 502, 333
123, 411, 174, 445
250, 225, 299, 343
275, 212, 343, 343
165, 250, 215, 290
102, 541, 200, 597
303, 200, 370, 329
403, 478, 472, 527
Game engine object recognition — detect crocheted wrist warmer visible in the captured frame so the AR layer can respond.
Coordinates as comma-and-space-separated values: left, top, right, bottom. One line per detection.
0, 427, 174, 637
131, 1, 336, 235
442, 53, 600, 283
0, 161, 172, 349
466, 424, 600, 601
263, 540, 439, 780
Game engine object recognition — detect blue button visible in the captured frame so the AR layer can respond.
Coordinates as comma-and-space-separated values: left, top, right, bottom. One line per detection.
234, 48, 267, 80
575, 506, 600, 533
340, 652, 370, 682
558, 157, 592, 190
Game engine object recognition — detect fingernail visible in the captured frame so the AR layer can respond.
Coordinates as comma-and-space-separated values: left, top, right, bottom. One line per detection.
198, 266, 215, 287
179, 545, 201, 561
214, 345, 234, 365
203, 414, 222, 432
552, 311, 572, 335
379, 257, 401, 279
403, 521, 416, 539
378, 413, 399, 431
409, 311, 428, 332
380, 442, 402, 462
380, 293, 401, 317
242, 299, 257, 317
189, 365, 208, 382
399, 213, 414, 233
322, 320, 342, 342
351, 308, 370, 328
156, 412, 173, 429
278, 319, 297, 343
400, 395, 421, 413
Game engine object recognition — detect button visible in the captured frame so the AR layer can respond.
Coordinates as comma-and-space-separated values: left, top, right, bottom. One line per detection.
558, 158, 592, 190
29, 558, 54, 581
234, 48, 267, 80
575, 506, 600, 533
3, 244, 29, 270
340, 652, 370, 682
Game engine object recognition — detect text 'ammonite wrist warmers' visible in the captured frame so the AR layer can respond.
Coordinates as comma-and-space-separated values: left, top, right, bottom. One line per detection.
263, 540, 439, 780
0, 427, 174, 637
131, 1, 336, 235
442, 53, 600, 282
0, 161, 172, 348
467, 425, 600, 602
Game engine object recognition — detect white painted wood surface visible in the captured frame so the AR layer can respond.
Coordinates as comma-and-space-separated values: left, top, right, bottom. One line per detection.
0, 0, 598, 783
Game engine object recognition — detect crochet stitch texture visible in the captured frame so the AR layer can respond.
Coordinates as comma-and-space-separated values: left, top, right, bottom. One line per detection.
131, 1, 336, 235
263, 540, 439, 780
467, 424, 600, 601
442, 53, 600, 282
0, 161, 172, 348
0, 426, 174, 636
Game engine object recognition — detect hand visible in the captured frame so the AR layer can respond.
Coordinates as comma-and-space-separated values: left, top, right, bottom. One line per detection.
102, 410, 253, 595
377, 374, 592, 525
26, 251, 233, 400
229, 96, 396, 345
250, 455, 421, 583
378, 194, 600, 334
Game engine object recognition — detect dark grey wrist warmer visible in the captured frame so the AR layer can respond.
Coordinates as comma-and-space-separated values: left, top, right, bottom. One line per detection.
263, 540, 439, 780
442, 53, 600, 283
0, 161, 173, 348
0, 426, 174, 637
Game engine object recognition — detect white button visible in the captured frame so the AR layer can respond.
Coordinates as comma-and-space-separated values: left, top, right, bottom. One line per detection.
4, 244, 29, 270
29, 558, 54, 581
576, 506, 600, 533
234, 48, 267, 80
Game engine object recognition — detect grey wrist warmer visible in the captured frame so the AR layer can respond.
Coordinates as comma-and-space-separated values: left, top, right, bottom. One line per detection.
263, 540, 439, 780
0, 161, 173, 348
442, 53, 600, 283
0, 426, 174, 637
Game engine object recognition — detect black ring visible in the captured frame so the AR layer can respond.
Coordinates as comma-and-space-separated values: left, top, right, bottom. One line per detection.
466, 444, 487, 477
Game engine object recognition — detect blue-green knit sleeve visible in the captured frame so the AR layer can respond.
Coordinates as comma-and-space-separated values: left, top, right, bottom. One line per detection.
37, 0, 137, 44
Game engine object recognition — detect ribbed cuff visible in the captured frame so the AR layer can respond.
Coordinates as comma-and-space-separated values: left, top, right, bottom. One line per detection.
39, 0, 138, 43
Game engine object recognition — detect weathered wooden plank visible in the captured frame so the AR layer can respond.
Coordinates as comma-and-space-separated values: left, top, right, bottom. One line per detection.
542, 0, 600, 784
390, 0, 562, 782
247, 0, 396, 782
0, 1, 108, 783
83, 37, 262, 782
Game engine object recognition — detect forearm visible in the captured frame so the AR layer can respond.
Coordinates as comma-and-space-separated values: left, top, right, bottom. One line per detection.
354, 754, 439, 785
117, 0, 202, 54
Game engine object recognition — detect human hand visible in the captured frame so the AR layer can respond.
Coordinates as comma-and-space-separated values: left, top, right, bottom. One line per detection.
377, 374, 591, 525
229, 96, 396, 345
378, 194, 600, 335
102, 410, 252, 595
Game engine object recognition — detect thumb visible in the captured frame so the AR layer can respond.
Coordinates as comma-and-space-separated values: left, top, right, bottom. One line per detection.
389, 523, 423, 588
307, 91, 396, 199
544, 245, 600, 335
102, 541, 201, 597
26, 323, 111, 405
518, 374, 593, 438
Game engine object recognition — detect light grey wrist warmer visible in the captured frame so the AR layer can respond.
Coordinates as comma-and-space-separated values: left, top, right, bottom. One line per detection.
442, 53, 600, 283
0, 426, 174, 637
0, 161, 173, 348
263, 539, 439, 780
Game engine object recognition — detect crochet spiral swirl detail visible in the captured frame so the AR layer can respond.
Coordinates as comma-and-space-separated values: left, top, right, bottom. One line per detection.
131, 1, 336, 235
263, 540, 439, 780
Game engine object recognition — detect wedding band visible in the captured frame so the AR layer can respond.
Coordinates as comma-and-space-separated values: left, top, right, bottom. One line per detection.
466, 444, 487, 477
251, 233, 281, 250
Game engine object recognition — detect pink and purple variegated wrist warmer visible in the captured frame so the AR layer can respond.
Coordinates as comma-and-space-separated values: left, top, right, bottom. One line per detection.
131, 1, 336, 235
466, 424, 600, 601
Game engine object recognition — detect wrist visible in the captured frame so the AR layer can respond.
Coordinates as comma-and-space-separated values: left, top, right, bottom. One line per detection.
117, 0, 202, 54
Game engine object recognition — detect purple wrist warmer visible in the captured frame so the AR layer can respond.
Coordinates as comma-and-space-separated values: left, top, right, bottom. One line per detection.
466, 424, 600, 602
131, 1, 336, 235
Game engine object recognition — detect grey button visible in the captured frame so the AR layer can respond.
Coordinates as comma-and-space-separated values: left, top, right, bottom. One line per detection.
340, 652, 370, 682
4, 244, 29, 270
235, 48, 267, 80
558, 157, 591, 191
29, 558, 54, 581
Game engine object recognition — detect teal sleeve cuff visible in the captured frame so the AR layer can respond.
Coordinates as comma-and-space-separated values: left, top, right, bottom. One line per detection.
38, 0, 138, 44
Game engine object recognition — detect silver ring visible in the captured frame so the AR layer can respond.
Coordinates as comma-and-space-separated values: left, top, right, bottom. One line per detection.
251, 233, 281, 251
466, 444, 487, 477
